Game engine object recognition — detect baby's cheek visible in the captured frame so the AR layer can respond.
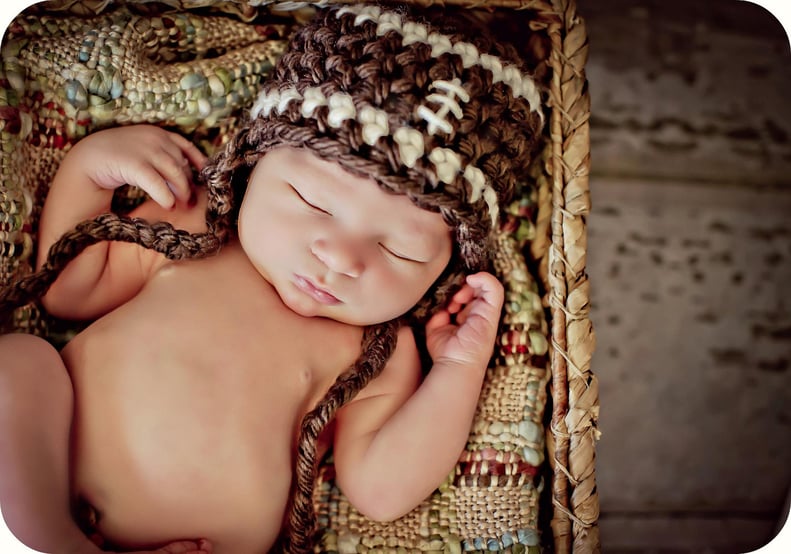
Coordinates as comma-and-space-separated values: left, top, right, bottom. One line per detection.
397, 277, 431, 314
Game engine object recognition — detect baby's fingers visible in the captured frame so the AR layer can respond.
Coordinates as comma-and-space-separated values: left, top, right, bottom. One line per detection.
447, 284, 475, 313
147, 148, 196, 206
153, 539, 212, 553
446, 273, 503, 316
168, 131, 208, 170
454, 301, 475, 326
124, 161, 181, 209
425, 308, 451, 333
465, 272, 504, 310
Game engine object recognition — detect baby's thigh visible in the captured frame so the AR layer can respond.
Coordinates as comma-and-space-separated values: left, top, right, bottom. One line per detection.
0, 333, 72, 407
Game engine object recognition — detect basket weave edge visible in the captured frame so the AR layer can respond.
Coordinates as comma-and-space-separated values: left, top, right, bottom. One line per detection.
544, 0, 600, 553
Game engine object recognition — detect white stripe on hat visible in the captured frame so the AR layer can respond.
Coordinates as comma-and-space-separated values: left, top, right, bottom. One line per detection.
336, 4, 543, 118
251, 84, 501, 226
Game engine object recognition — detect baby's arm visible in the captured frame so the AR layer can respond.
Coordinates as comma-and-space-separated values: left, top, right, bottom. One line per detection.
37, 125, 207, 320
333, 272, 503, 521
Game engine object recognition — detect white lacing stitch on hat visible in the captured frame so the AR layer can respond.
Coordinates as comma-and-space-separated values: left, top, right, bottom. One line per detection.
253, 86, 388, 147
427, 32, 453, 57
336, 4, 543, 121
452, 41, 479, 68
268, 1, 333, 11
251, 88, 283, 118
478, 54, 503, 77
253, 86, 356, 130
416, 78, 470, 135
278, 89, 302, 113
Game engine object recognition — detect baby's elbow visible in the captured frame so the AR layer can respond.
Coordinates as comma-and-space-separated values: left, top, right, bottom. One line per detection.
40, 291, 72, 320
360, 500, 409, 523
40, 288, 93, 321
341, 481, 415, 523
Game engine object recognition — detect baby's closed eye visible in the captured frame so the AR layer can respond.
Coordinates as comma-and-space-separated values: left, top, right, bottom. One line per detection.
378, 243, 425, 264
289, 183, 331, 215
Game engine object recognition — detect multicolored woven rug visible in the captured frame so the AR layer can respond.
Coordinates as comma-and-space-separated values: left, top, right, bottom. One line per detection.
0, 1, 552, 551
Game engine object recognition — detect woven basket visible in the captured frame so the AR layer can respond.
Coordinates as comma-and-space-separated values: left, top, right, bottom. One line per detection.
0, 1, 598, 552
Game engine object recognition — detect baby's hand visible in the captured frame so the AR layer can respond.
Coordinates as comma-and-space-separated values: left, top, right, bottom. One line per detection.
121, 539, 212, 554
425, 272, 504, 370
76, 125, 207, 210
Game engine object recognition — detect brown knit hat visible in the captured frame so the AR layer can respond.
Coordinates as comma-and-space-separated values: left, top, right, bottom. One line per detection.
203, 3, 544, 321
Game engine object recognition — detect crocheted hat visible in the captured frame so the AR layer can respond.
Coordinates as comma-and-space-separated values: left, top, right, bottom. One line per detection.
204, 3, 544, 320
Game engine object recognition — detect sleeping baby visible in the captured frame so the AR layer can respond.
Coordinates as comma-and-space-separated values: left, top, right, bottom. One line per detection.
0, 4, 543, 553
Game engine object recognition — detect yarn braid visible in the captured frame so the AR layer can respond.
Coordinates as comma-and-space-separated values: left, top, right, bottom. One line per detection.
0, 213, 222, 326
282, 320, 399, 553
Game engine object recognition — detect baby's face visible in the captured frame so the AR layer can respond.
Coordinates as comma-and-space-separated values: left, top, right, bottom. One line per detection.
238, 147, 453, 326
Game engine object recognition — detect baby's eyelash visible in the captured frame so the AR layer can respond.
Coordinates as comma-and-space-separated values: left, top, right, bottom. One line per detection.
289, 184, 331, 215
379, 243, 423, 263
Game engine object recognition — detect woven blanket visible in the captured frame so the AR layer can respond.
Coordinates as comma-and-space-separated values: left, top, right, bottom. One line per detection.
0, 1, 551, 552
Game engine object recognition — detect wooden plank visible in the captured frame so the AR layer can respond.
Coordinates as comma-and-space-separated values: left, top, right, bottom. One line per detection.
581, 0, 791, 186
587, 177, 791, 532
599, 512, 777, 552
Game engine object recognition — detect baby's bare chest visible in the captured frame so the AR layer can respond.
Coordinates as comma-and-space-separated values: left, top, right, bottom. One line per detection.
62, 250, 361, 550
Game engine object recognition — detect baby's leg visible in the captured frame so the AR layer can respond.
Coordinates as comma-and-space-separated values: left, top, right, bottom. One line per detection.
0, 332, 94, 553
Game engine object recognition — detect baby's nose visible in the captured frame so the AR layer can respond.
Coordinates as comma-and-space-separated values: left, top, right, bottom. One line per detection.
311, 238, 363, 278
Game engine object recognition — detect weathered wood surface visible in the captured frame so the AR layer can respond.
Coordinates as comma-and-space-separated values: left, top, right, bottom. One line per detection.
599, 513, 777, 553
582, 0, 791, 187
582, 1, 791, 550
588, 178, 791, 550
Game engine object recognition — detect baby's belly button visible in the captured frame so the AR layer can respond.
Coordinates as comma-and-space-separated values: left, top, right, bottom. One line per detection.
73, 450, 222, 547
73, 452, 285, 553
69, 374, 291, 546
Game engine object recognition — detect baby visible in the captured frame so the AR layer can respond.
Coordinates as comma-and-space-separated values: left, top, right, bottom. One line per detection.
0, 4, 543, 554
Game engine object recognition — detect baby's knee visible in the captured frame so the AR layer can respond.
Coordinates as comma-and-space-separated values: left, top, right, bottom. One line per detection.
0, 332, 61, 363
0, 333, 68, 390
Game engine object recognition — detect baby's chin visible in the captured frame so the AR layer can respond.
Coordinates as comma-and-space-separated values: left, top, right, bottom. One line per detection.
283, 297, 397, 327
277, 291, 327, 320
274, 281, 414, 326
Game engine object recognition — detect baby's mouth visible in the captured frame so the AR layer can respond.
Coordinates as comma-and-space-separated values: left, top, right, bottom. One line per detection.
293, 275, 341, 305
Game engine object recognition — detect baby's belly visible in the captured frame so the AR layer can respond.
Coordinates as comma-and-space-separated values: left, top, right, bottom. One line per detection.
63, 327, 298, 553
